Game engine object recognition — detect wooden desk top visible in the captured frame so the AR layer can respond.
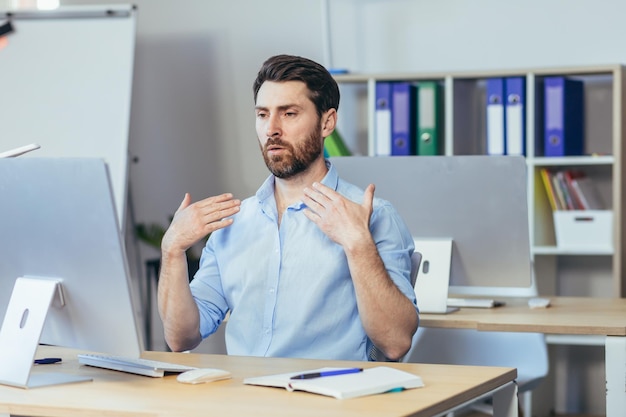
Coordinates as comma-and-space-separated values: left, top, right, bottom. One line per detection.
420, 296, 626, 336
0, 346, 516, 417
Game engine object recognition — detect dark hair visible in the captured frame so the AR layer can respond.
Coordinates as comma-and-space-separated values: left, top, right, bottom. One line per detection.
252, 54, 340, 116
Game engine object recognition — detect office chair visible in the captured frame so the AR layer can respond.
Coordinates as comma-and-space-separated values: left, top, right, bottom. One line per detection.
405, 328, 547, 417
404, 265, 548, 417
409, 251, 422, 288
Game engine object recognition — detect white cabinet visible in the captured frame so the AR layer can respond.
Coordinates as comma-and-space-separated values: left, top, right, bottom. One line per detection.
334, 64, 626, 297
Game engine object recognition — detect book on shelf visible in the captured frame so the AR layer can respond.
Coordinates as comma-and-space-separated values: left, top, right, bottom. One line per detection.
486, 77, 527, 156
563, 170, 587, 210
539, 168, 605, 211
415, 81, 442, 156
505, 77, 526, 156
550, 172, 568, 210
486, 78, 505, 155
556, 171, 578, 210
391, 82, 417, 155
569, 173, 605, 210
539, 168, 558, 211
324, 129, 351, 157
543, 77, 584, 157
375, 81, 444, 156
375, 81, 393, 156
243, 366, 424, 400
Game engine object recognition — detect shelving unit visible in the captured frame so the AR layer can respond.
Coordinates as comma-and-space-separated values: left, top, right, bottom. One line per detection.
334, 64, 626, 298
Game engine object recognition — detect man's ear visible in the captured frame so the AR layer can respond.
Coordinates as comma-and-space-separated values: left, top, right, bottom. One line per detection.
321, 109, 337, 138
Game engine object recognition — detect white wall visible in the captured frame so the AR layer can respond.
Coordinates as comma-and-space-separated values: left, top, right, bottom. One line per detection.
329, 0, 626, 73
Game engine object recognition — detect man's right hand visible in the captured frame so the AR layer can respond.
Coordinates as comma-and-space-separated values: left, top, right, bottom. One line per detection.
161, 192, 241, 256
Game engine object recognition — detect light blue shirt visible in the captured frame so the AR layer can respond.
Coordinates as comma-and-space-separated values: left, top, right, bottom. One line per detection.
190, 161, 417, 361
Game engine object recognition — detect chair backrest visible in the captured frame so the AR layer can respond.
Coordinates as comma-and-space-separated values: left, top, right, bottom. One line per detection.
410, 251, 422, 289
404, 259, 549, 392
403, 327, 548, 391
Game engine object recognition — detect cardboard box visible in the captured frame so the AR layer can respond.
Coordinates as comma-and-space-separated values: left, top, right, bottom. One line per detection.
553, 210, 613, 250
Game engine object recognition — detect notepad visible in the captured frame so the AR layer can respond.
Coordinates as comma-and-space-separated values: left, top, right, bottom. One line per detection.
243, 366, 424, 399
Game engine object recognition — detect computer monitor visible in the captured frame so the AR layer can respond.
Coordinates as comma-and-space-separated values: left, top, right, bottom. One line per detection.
330, 155, 533, 297
0, 158, 143, 388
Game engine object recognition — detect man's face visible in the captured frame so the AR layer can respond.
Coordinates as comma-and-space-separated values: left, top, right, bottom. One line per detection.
255, 81, 324, 179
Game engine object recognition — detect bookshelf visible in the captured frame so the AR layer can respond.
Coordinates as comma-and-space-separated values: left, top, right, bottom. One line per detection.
334, 64, 626, 298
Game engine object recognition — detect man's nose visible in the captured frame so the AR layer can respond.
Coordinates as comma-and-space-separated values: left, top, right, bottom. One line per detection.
265, 114, 281, 138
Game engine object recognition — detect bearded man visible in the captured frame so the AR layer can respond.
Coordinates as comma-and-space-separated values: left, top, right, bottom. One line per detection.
158, 54, 418, 362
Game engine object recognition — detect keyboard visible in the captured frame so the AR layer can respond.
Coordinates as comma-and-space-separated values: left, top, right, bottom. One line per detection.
447, 297, 505, 309
78, 353, 197, 377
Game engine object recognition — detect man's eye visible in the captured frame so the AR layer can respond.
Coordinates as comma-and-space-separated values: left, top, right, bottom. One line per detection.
256, 112, 267, 118
285, 112, 296, 117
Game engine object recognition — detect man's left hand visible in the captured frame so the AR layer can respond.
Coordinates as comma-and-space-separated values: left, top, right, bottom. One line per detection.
302, 182, 375, 249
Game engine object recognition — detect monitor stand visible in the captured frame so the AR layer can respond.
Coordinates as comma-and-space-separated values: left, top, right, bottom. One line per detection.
413, 238, 458, 314
0, 276, 92, 388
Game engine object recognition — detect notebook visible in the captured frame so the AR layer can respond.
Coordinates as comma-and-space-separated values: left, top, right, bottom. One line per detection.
243, 366, 423, 399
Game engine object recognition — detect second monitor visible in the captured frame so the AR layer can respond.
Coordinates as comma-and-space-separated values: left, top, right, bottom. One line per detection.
330, 155, 533, 297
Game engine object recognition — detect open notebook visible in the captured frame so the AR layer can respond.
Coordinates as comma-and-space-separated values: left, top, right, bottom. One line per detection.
243, 366, 423, 399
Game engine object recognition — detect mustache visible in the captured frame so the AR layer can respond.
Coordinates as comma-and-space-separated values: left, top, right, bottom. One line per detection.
265, 138, 291, 150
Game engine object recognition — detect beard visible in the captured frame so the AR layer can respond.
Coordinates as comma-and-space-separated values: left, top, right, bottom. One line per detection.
261, 128, 324, 179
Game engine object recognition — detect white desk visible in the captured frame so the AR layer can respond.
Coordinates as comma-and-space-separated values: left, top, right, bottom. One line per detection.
420, 296, 626, 417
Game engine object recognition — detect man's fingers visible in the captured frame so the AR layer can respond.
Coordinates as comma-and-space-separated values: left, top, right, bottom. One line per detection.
362, 184, 375, 211
311, 182, 338, 201
176, 193, 192, 213
198, 197, 240, 221
209, 217, 235, 231
205, 192, 235, 204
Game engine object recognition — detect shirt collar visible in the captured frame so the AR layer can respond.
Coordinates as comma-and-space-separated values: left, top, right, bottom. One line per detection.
256, 159, 339, 209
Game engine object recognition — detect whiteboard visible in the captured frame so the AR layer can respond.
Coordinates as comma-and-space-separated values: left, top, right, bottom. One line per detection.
0, 5, 136, 224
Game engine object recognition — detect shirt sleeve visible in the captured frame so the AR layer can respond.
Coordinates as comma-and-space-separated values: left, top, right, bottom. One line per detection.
369, 201, 418, 307
189, 236, 230, 338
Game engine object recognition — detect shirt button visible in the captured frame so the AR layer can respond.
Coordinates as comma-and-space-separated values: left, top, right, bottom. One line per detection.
269, 288, 275, 293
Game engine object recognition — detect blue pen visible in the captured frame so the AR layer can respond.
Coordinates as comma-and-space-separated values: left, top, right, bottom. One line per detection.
290, 368, 363, 380
34, 357, 62, 365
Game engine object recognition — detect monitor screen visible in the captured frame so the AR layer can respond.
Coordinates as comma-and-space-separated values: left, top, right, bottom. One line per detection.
330, 155, 533, 296
0, 158, 143, 386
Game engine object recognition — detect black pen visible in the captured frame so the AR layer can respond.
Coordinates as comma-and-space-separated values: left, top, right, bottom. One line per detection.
34, 357, 62, 365
290, 368, 363, 380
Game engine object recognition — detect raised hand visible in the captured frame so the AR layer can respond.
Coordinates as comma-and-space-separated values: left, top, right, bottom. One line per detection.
162, 192, 241, 255
302, 182, 375, 249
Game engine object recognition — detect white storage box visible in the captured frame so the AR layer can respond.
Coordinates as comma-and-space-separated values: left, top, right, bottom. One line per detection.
553, 210, 613, 250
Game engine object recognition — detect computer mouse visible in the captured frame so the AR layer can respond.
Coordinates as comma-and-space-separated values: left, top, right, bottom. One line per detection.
528, 297, 551, 309
176, 368, 232, 384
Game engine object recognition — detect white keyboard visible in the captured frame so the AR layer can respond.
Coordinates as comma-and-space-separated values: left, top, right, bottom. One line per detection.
78, 353, 197, 378
447, 297, 505, 309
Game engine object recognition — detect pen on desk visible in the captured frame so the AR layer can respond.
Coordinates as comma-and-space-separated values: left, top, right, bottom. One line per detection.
34, 357, 62, 365
290, 368, 363, 380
